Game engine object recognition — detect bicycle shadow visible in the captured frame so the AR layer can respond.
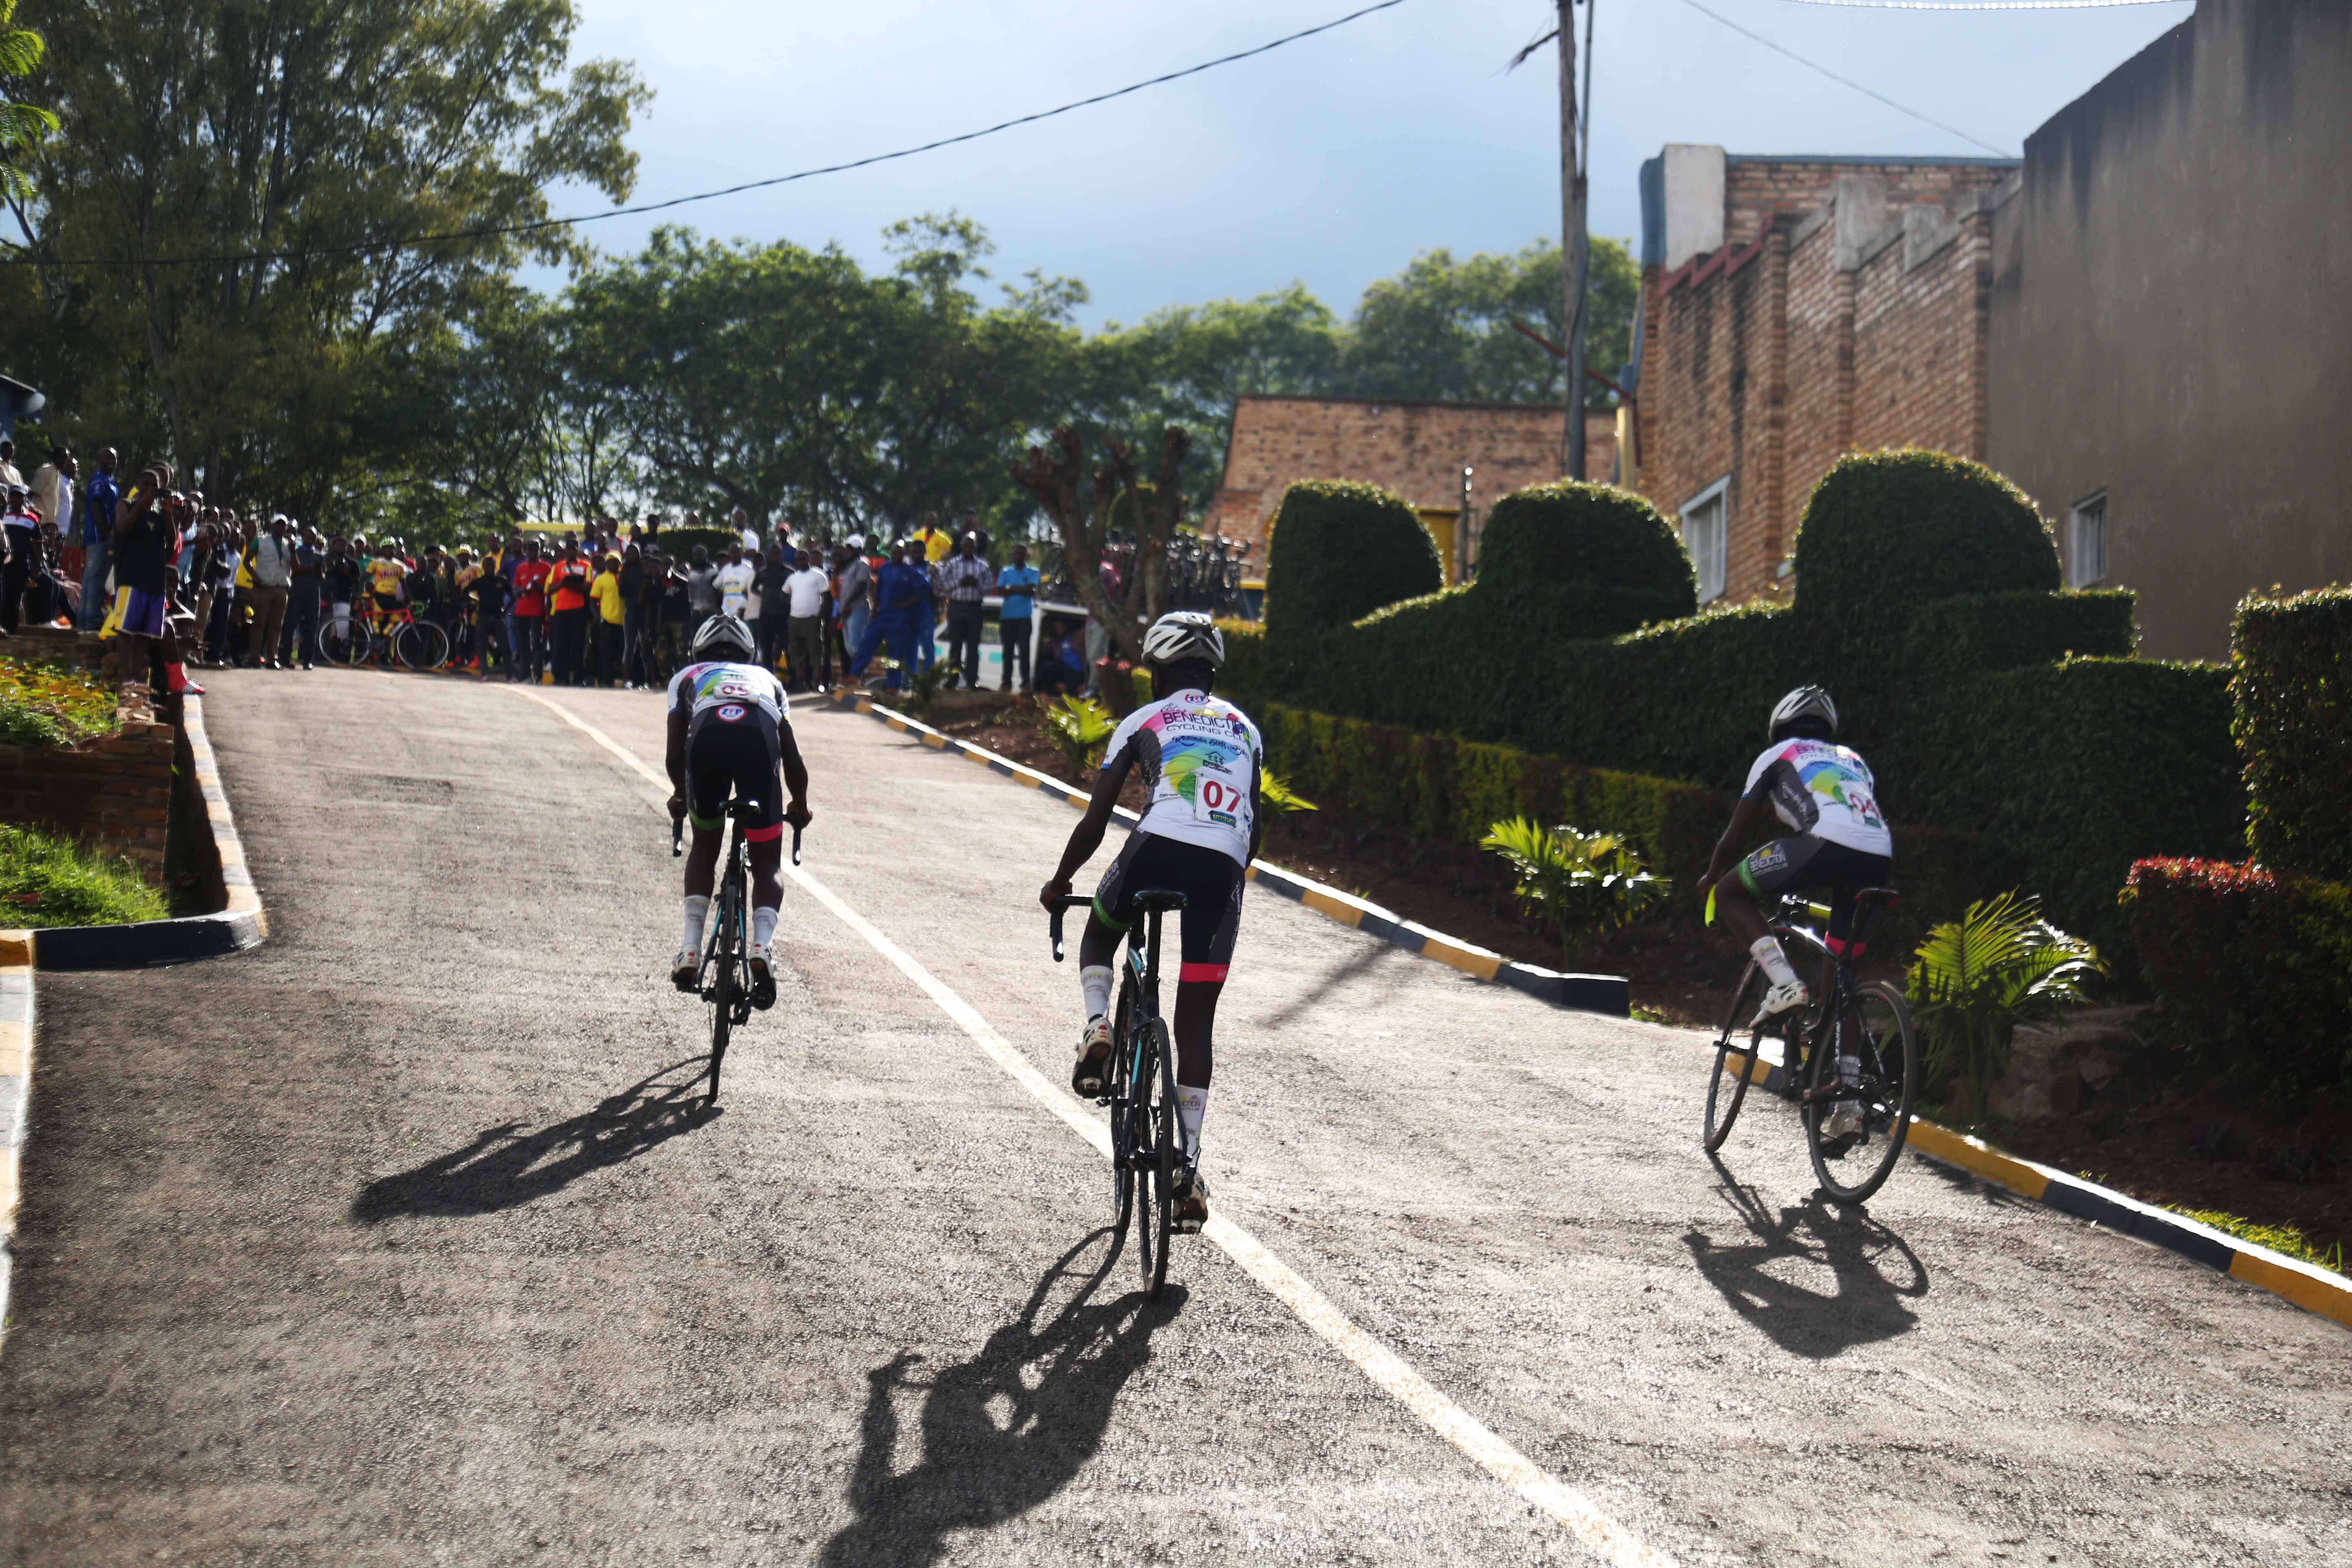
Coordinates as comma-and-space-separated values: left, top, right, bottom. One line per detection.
348, 1056, 717, 1223
818, 1229, 1177, 1568
1682, 1157, 1929, 1359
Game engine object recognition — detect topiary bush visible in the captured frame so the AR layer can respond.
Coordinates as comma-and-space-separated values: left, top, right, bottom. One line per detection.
2125, 857, 2352, 1102
1792, 449, 2059, 634
2232, 587, 2352, 882
1475, 480, 1697, 635
1262, 480, 1441, 641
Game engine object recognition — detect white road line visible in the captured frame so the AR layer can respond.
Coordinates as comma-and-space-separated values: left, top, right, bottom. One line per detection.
510, 686, 1675, 1568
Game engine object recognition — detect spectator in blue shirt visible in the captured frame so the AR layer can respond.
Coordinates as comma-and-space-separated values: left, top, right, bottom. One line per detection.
78, 448, 119, 629
995, 543, 1042, 693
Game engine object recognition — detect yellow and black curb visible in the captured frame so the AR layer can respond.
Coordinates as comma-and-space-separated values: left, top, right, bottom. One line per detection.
1720, 1041, 2352, 1329
822, 691, 1629, 1016
6, 694, 269, 971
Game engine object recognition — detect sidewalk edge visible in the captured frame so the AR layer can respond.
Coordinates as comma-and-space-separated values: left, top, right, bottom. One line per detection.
0, 946, 31, 1350
825, 693, 1628, 1018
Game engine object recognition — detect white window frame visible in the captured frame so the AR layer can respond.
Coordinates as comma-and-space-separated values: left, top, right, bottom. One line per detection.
1679, 476, 1731, 604
2067, 491, 2108, 589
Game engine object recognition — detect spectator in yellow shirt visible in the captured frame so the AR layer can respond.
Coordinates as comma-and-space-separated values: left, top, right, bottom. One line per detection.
590, 552, 626, 687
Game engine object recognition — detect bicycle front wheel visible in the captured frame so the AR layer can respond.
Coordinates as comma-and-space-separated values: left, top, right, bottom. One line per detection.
1704, 962, 1768, 1153
393, 621, 450, 672
324, 618, 372, 668
1805, 979, 1919, 1204
1106, 977, 1138, 1253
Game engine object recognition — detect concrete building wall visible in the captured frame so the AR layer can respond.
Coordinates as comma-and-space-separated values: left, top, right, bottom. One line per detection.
1207, 395, 1615, 566
1988, 0, 2352, 661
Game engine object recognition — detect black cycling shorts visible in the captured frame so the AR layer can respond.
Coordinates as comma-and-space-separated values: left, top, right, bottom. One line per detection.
1733, 834, 1892, 948
685, 706, 785, 841
1092, 831, 1245, 983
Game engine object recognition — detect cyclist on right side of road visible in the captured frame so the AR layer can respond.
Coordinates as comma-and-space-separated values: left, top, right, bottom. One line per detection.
1702, 686, 1894, 1137
664, 612, 811, 1011
1037, 610, 1264, 1236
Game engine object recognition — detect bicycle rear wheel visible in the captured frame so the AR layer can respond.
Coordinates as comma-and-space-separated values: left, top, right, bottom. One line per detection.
1805, 979, 1919, 1203
1704, 962, 1768, 1152
324, 618, 372, 668
394, 621, 450, 672
1137, 1017, 1176, 1301
706, 880, 739, 1103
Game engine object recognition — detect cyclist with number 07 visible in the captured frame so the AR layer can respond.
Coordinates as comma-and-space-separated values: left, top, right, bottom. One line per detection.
665, 613, 811, 1008
1038, 611, 1264, 1237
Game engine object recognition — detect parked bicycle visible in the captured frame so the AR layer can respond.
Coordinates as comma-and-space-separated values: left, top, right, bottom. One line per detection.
673, 801, 802, 1104
1703, 887, 1919, 1203
1049, 889, 1187, 1300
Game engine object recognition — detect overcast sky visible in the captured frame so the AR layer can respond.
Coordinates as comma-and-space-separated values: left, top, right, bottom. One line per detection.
544, 0, 2192, 329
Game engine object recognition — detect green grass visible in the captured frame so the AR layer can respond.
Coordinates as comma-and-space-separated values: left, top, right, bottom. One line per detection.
2165, 1205, 2346, 1276
0, 654, 119, 746
0, 822, 168, 928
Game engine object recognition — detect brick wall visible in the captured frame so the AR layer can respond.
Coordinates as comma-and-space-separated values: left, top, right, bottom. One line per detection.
0, 687, 177, 878
1209, 396, 1617, 564
1639, 156, 2017, 604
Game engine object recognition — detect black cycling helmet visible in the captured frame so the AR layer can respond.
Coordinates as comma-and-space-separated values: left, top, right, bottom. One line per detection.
1768, 686, 1839, 743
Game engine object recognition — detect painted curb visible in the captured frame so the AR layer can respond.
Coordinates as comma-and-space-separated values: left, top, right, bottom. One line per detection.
3, 693, 268, 971
824, 693, 1630, 1018
0, 949, 29, 1350
1719, 1038, 2351, 1329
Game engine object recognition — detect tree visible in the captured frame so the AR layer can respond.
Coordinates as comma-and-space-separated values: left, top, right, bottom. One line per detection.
1010, 423, 1190, 668
9, 0, 646, 517
0, 0, 54, 207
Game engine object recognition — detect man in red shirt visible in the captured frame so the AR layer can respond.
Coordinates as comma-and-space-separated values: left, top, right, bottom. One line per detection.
507, 537, 551, 684
544, 538, 595, 686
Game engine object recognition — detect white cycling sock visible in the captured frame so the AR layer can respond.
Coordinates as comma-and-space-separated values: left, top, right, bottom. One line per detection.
1175, 1085, 1208, 1163
680, 895, 710, 955
752, 906, 778, 951
1080, 965, 1113, 1023
1751, 936, 1800, 990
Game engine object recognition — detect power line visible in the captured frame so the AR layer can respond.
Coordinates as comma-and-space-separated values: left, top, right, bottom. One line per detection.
1784, 1, 2185, 10
7, 0, 1411, 271
1677, 0, 2015, 155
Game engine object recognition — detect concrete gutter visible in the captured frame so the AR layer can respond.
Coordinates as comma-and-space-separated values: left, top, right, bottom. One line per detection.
2, 694, 267, 970
822, 693, 1630, 1017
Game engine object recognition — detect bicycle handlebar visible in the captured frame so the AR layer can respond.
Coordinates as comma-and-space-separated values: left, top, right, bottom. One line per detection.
1046, 892, 1093, 963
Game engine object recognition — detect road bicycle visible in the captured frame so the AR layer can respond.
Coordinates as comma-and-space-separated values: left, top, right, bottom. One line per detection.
1703, 886, 1919, 1203
672, 803, 802, 1104
1049, 889, 1187, 1301
324, 603, 451, 672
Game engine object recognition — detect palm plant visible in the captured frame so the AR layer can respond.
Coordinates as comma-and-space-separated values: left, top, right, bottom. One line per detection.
1480, 817, 1668, 955
1260, 770, 1316, 814
0, 2, 56, 207
1037, 695, 1116, 777
1907, 891, 2102, 1125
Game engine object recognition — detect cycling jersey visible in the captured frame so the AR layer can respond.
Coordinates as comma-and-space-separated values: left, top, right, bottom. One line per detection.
666, 660, 788, 726
1101, 689, 1264, 869
368, 557, 407, 600
1741, 738, 1891, 857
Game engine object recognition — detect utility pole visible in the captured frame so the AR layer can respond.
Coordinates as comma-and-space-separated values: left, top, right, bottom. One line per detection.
1558, 0, 1589, 481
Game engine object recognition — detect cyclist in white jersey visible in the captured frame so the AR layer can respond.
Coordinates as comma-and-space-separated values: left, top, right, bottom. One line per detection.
1039, 611, 1263, 1234
1703, 686, 1893, 1137
664, 613, 810, 1008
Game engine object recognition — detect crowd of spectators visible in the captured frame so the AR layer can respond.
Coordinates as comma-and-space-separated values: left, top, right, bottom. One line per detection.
0, 454, 1103, 702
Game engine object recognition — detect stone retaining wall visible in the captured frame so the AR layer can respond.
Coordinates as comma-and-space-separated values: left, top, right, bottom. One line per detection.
0, 682, 176, 879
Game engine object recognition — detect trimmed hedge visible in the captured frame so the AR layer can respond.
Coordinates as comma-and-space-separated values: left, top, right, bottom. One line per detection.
1793, 449, 2059, 630
2234, 588, 2352, 882
1262, 481, 1441, 639
2125, 857, 2352, 1102
1250, 697, 2024, 956
1475, 481, 1697, 635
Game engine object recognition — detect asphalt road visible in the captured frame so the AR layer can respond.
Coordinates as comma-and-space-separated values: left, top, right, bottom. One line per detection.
1, 670, 2345, 1567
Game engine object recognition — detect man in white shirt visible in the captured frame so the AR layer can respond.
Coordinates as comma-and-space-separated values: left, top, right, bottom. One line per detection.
713, 542, 757, 626
782, 549, 832, 693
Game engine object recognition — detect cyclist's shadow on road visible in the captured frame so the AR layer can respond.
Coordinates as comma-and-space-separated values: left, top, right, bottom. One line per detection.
819, 1229, 1176, 1568
1682, 1159, 1929, 1359
347, 1057, 717, 1223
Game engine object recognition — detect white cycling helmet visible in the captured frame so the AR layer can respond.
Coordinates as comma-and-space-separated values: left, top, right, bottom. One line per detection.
691, 612, 757, 662
1140, 610, 1225, 670
1768, 685, 1839, 742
